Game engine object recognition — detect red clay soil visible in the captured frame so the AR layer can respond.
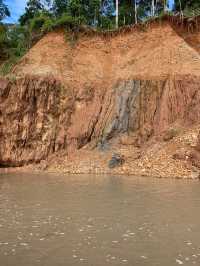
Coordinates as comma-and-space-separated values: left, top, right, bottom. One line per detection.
14, 22, 200, 87
2, 21, 200, 178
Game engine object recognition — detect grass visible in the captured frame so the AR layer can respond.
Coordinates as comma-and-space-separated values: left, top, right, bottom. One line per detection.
0, 56, 20, 76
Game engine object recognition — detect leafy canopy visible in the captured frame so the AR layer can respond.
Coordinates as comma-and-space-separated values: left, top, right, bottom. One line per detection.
0, 0, 10, 21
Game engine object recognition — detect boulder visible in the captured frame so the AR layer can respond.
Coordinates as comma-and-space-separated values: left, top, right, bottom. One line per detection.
108, 153, 125, 169
173, 148, 189, 161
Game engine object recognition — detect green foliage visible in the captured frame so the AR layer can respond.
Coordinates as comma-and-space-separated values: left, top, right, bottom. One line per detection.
119, 2, 135, 26
68, 0, 82, 18
52, 0, 68, 16
41, 17, 54, 32
0, 58, 18, 76
54, 13, 79, 28
99, 16, 115, 30
175, 0, 200, 11
0, 23, 6, 43
52, 0, 103, 26
29, 13, 50, 32
19, 0, 44, 25
0, 23, 8, 62
0, 25, 30, 76
0, 0, 10, 21
28, 12, 84, 35
8, 26, 30, 56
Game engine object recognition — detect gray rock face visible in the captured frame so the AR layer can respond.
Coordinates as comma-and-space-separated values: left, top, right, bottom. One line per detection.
102, 80, 140, 141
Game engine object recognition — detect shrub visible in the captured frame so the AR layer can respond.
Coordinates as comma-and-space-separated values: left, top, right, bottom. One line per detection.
0, 24, 7, 43
29, 14, 51, 33
7, 25, 30, 57
54, 14, 79, 29
41, 17, 54, 33
99, 16, 115, 30
0, 57, 18, 76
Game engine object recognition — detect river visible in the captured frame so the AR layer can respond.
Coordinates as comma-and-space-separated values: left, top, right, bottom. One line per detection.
0, 173, 200, 266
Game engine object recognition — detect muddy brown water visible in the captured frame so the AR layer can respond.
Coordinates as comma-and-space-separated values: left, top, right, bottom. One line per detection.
0, 173, 200, 266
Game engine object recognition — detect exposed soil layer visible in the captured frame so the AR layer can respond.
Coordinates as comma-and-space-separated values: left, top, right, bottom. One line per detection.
0, 76, 62, 166
2, 22, 200, 178
14, 23, 200, 87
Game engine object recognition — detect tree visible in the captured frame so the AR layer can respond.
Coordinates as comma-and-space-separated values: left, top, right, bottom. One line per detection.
19, 0, 45, 25
178, 0, 183, 18
99, 0, 115, 28
52, 0, 69, 17
86, 0, 101, 26
67, 0, 102, 26
118, 1, 134, 26
7, 25, 30, 56
134, 0, 137, 24
116, 0, 118, 28
0, 0, 10, 21
151, 0, 155, 16
68, 0, 82, 19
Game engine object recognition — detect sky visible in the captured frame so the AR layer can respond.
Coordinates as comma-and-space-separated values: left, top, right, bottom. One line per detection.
4, 0, 175, 23
4, 0, 27, 23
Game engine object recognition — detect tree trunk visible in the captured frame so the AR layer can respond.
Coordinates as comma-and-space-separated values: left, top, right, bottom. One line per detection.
151, 0, 155, 16
178, 0, 183, 19
163, 0, 167, 13
116, 0, 119, 29
135, 0, 137, 24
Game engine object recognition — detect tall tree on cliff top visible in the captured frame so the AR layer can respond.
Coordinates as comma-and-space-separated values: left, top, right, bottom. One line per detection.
19, 0, 45, 25
151, 0, 155, 16
135, 0, 137, 23
0, 0, 10, 21
115, 0, 118, 28
52, 0, 68, 16
118, 0, 135, 26
52, 0, 102, 26
86, 0, 102, 26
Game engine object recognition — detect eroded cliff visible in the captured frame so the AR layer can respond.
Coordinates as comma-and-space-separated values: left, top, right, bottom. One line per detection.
1, 22, 200, 178
1, 73, 200, 178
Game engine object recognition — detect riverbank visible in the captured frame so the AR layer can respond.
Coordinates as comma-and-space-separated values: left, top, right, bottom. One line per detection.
1, 124, 200, 180
42, 124, 200, 179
